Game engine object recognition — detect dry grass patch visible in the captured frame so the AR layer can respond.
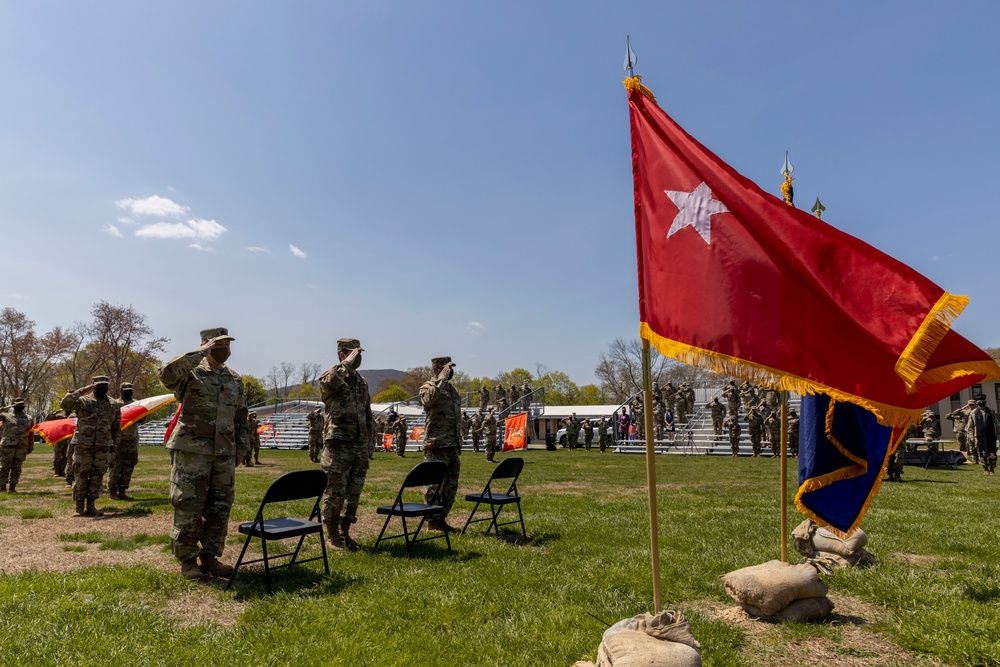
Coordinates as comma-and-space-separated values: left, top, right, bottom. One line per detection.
158, 588, 244, 628
892, 552, 941, 568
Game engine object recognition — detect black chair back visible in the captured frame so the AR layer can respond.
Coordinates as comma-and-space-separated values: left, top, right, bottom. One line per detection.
261, 469, 328, 504
489, 457, 523, 482
401, 461, 447, 489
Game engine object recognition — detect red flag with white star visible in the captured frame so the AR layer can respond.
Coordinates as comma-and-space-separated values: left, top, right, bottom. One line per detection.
627, 80, 998, 426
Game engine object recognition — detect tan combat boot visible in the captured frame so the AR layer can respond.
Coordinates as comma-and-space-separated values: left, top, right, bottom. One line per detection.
180, 559, 205, 580
118, 488, 135, 501
84, 498, 104, 517
325, 521, 344, 551
109, 488, 120, 500
198, 554, 234, 577
75, 499, 86, 516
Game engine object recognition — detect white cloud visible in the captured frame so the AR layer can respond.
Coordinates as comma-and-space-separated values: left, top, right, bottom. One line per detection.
188, 243, 214, 252
246, 246, 270, 253
466, 321, 484, 335
135, 218, 227, 240
104, 224, 123, 238
115, 194, 189, 218
289, 244, 307, 259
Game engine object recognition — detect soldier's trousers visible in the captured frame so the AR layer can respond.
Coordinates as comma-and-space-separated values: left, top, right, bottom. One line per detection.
253, 437, 261, 461
750, 433, 762, 456
599, 437, 607, 453
169, 450, 235, 561
730, 439, 740, 456
0, 445, 29, 487
321, 439, 369, 526
472, 434, 481, 452
485, 436, 497, 460
308, 434, 322, 462
423, 445, 461, 517
108, 437, 139, 491
73, 445, 110, 501
584, 434, 593, 451
957, 433, 968, 453
712, 418, 723, 436
65, 441, 76, 484
769, 429, 781, 456
396, 436, 407, 457
53, 441, 68, 476
980, 449, 997, 473
566, 431, 578, 450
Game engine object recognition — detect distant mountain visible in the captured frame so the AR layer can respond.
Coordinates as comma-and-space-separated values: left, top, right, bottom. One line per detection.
274, 368, 407, 400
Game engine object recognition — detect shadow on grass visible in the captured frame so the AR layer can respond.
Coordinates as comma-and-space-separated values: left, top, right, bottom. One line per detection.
368, 540, 483, 563
827, 612, 868, 626
224, 567, 365, 600
962, 582, 1000, 603
896, 479, 959, 484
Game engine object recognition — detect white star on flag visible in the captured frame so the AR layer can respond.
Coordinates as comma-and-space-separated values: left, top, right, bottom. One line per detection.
664, 182, 730, 244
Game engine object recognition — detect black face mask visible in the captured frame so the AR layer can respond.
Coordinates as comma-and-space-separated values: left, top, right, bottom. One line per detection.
94, 386, 109, 398
977, 400, 987, 408
210, 348, 231, 364
13, 405, 24, 413
122, 391, 134, 401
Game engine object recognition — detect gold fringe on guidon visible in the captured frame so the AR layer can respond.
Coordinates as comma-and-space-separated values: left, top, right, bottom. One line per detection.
894, 292, 969, 392
623, 75, 656, 102
793, 407, 908, 537
639, 322, 925, 429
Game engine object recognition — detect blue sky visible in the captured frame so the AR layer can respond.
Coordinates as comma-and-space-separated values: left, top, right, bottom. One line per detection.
2, 2, 997, 385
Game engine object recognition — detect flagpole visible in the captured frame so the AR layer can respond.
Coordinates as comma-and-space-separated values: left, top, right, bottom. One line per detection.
641, 339, 663, 612
779, 390, 789, 562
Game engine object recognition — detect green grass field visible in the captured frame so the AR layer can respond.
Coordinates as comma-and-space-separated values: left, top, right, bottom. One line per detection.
0, 446, 997, 666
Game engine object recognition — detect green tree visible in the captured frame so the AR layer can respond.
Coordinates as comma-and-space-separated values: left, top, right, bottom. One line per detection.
986, 347, 1000, 364
243, 375, 267, 406
288, 383, 320, 399
577, 384, 603, 405
373, 385, 409, 403
535, 368, 580, 405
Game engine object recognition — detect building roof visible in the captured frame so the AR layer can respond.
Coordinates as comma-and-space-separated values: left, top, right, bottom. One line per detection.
537, 405, 619, 419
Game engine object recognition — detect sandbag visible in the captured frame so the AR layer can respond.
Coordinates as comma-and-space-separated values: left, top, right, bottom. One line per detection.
597, 630, 702, 667
602, 611, 700, 650
812, 526, 867, 559
740, 596, 834, 622
721, 560, 828, 617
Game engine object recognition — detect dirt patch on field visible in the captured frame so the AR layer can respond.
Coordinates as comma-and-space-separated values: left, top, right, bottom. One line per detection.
892, 552, 941, 568
159, 588, 244, 628
697, 595, 945, 667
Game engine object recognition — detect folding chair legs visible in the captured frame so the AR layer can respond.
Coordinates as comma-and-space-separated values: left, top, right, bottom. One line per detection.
225, 531, 256, 591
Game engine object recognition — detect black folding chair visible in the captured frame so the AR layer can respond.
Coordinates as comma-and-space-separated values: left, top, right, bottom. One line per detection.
225, 469, 329, 594
372, 461, 452, 556
462, 457, 526, 537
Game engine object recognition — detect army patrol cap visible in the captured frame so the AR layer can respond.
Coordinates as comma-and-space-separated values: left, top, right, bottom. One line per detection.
12, 398, 25, 406
337, 338, 364, 352
200, 327, 235, 344
92, 375, 111, 385
431, 356, 455, 367
121, 382, 133, 391
968, 399, 977, 405
975, 393, 988, 401
249, 411, 257, 417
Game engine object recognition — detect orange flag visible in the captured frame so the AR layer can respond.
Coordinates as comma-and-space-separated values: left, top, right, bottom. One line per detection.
408, 427, 424, 443
383, 433, 394, 451
503, 412, 528, 452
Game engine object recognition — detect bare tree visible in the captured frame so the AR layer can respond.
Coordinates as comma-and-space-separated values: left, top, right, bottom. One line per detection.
595, 337, 713, 404
86, 301, 168, 395
0, 308, 75, 406
265, 366, 283, 397
299, 361, 322, 388
279, 361, 296, 395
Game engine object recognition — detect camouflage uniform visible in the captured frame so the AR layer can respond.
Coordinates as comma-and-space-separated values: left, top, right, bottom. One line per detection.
509, 385, 521, 411
108, 385, 140, 499
494, 384, 508, 413
421, 357, 463, 519
725, 415, 741, 456
706, 397, 726, 436
307, 409, 324, 463
764, 411, 781, 456
946, 401, 975, 463
662, 383, 679, 415
746, 407, 764, 457
682, 384, 696, 424
520, 382, 532, 408
394, 416, 408, 457
739, 382, 758, 415
964, 400, 998, 475
319, 341, 374, 534
721, 381, 741, 417
61, 379, 121, 510
47, 409, 70, 477
248, 412, 262, 464
469, 411, 483, 452
582, 419, 594, 451
479, 385, 490, 411
563, 414, 581, 449
597, 417, 609, 453
481, 409, 498, 462
920, 409, 941, 454
0, 400, 33, 492
651, 382, 663, 403
787, 409, 800, 458
160, 330, 248, 564
887, 424, 918, 482
652, 400, 665, 440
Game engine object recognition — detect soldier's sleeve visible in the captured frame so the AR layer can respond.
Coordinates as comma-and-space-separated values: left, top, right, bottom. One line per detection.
60, 387, 86, 412
159, 351, 204, 397
111, 403, 122, 447
319, 363, 351, 395
233, 374, 250, 455
419, 379, 442, 407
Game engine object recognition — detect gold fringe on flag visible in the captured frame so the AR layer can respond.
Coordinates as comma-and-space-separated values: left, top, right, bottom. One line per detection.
781, 172, 794, 206
894, 292, 969, 391
640, 322, 929, 430
623, 75, 656, 102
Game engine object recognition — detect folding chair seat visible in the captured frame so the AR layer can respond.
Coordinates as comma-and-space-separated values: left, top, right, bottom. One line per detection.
372, 461, 452, 556
462, 457, 526, 537
225, 469, 329, 594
